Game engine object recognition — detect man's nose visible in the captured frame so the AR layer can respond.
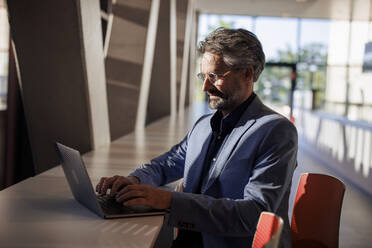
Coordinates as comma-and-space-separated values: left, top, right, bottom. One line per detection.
202, 77, 213, 92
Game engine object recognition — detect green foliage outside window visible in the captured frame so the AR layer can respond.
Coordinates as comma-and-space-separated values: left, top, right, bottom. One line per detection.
257, 42, 328, 109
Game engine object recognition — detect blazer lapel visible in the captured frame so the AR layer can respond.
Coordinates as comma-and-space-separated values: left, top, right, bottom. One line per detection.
202, 97, 265, 193
183, 115, 213, 193
188, 133, 212, 193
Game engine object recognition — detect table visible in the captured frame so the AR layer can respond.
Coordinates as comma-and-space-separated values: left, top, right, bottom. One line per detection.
0, 166, 164, 248
0, 103, 209, 248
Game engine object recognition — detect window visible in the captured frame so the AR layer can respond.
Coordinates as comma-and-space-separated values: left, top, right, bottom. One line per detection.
197, 14, 333, 110
198, 14, 253, 42
255, 17, 298, 63
0, 0, 9, 110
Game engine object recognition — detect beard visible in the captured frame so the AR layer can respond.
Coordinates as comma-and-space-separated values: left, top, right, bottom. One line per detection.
206, 77, 247, 112
209, 96, 228, 110
207, 90, 241, 111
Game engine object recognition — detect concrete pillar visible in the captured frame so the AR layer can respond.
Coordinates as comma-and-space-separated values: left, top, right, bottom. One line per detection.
105, 0, 155, 138
176, 0, 188, 110
179, 0, 195, 113
146, 0, 171, 124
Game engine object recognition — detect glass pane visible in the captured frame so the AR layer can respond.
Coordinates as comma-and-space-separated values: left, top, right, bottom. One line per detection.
256, 66, 292, 106
300, 19, 330, 50
198, 14, 252, 42
0, 4, 9, 110
297, 63, 327, 109
255, 17, 297, 63
349, 21, 369, 65
0, 56, 7, 109
197, 14, 211, 42
299, 19, 329, 65
347, 66, 372, 122
324, 65, 347, 116
327, 21, 350, 65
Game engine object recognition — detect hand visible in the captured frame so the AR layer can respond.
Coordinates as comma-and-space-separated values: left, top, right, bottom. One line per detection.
95, 175, 139, 197
116, 184, 173, 210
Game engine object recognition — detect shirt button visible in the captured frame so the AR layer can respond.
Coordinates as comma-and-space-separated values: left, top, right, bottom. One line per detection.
217, 136, 221, 139
212, 158, 216, 162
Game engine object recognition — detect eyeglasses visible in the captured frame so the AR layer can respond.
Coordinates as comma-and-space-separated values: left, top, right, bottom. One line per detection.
197, 70, 232, 84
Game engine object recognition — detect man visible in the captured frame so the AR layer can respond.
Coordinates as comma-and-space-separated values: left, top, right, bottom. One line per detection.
96, 28, 298, 248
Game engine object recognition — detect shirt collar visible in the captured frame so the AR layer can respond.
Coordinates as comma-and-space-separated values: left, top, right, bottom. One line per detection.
210, 92, 256, 134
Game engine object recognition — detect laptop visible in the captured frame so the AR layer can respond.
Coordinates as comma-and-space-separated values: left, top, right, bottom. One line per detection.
55, 142, 166, 219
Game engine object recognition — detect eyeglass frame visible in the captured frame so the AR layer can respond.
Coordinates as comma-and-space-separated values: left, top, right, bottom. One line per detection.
196, 66, 249, 85
196, 70, 234, 84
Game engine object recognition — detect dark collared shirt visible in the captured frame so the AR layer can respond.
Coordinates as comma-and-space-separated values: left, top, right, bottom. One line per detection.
197, 92, 256, 193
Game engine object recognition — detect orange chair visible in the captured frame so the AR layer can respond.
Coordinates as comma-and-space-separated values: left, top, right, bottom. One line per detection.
252, 212, 283, 248
291, 173, 345, 248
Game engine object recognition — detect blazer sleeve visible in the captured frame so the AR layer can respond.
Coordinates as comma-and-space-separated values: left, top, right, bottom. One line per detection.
128, 114, 210, 186
167, 118, 298, 236
128, 134, 188, 186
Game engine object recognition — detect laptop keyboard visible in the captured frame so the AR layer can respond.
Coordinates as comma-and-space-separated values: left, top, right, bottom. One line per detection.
96, 195, 136, 214
96, 194, 157, 215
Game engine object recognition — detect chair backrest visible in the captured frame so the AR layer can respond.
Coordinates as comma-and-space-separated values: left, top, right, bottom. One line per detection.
252, 211, 283, 248
291, 173, 345, 248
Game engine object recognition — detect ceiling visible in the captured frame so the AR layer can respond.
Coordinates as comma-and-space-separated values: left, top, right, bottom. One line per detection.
195, 0, 372, 21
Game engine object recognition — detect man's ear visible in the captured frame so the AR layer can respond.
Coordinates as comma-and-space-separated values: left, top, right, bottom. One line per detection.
244, 66, 254, 82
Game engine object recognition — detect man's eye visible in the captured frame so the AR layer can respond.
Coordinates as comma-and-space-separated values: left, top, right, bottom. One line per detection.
208, 74, 217, 79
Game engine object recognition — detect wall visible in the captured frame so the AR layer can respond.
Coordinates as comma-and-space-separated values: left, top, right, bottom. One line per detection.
105, 0, 151, 139
7, 0, 197, 176
7, 0, 110, 174
106, 0, 193, 134
176, 0, 188, 109
146, 0, 171, 124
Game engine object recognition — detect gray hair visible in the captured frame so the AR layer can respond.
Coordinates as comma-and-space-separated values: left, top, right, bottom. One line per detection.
198, 27, 265, 82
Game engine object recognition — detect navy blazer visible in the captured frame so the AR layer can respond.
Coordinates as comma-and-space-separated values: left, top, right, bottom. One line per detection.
130, 96, 298, 248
